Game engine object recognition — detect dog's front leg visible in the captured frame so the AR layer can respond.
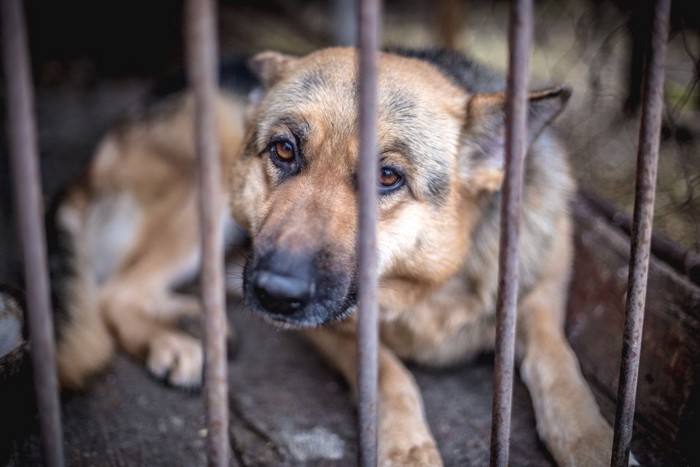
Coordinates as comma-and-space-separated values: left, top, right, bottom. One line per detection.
306, 326, 442, 466
517, 277, 615, 466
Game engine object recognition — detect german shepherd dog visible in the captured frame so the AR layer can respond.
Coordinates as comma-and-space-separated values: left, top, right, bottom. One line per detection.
52, 48, 617, 465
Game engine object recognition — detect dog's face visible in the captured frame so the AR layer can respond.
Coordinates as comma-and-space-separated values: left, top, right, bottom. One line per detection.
230, 47, 569, 328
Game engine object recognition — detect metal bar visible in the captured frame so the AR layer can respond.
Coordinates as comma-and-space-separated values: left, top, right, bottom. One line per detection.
356, 0, 380, 465
489, 0, 532, 465
611, 0, 671, 465
185, 1, 231, 466
1, 1, 65, 466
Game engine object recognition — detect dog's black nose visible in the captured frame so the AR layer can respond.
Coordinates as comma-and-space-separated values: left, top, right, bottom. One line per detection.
252, 270, 313, 315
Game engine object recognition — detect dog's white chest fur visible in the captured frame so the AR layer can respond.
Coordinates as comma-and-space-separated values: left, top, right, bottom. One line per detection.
86, 194, 141, 284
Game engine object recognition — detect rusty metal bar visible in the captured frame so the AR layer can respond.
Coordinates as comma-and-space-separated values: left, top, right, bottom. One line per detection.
356, 0, 381, 465
1, 0, 65, 466
489, 0, 532, 465
185, 0, 231, 465
611, 0, 671, 465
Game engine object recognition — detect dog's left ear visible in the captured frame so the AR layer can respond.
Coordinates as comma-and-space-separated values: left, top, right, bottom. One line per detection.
245, 51, 300, 123
460, 86, 572, 193
247, 50, 299, 88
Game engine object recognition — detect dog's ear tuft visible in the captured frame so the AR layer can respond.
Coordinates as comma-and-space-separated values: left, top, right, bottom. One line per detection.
247, 51, 298, 88
460, 86, 572, 193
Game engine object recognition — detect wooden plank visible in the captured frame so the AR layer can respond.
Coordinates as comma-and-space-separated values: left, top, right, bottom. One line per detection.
568, 197, 700, 467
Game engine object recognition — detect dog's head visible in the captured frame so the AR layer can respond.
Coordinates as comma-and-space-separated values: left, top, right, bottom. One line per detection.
230, 47, 570, 328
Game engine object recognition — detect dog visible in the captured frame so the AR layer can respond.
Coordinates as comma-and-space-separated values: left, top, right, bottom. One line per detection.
53, 48, 616, 465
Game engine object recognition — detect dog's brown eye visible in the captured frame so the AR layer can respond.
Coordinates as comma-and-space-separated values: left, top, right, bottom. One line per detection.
379, 167, 400, 187
272, 140, 295, 162
378, 167, 404, 194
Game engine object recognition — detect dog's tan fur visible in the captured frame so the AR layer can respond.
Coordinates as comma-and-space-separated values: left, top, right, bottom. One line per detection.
54, 93, 246, 389
55, 47, 615, 465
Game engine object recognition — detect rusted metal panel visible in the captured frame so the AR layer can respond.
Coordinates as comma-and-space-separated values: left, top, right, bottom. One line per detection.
611, 0, 672, 465
489, 0, 533, 465
356, 0, 381, 465
1, 0, 65, 466
185, 0, 231, 465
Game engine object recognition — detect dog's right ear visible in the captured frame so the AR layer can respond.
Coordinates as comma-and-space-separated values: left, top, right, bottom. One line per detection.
247, 51, 298, 88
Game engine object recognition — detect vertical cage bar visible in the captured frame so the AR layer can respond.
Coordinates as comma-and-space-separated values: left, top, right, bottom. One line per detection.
357, 0, 380, 465
185, 0, 231, 465
1, 0, 65, 466
489, 0, 532, 465
611, 0, 670, 465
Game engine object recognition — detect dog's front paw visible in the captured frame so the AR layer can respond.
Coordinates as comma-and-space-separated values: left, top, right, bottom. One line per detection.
380, 439, 442, 467
146, 332, 203, 389
561, 426, 616, 467
566, 442, 639, 467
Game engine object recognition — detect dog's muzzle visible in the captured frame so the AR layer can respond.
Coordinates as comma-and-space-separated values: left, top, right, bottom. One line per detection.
244, 248, 355, 328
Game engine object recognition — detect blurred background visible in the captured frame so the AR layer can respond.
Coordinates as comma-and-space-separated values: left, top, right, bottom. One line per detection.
0, 0, 698, 285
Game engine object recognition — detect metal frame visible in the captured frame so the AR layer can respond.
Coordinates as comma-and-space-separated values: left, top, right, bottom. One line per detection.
611, 0, 671, 464
2, 1, 64, 466
185, 0, 231, 465
2, 0, 672, 465
490, 0, 533, 465
356, 0, 381, 465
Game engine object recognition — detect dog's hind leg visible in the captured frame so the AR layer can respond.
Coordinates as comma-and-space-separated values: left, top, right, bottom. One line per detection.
102, 291, 204, 389
97, 193, 211, 389
52, 191, 117, 391
306, 326, 443, 467
517, 217, 615, 466
55, 272, 115, 390
100, 275, 205, 389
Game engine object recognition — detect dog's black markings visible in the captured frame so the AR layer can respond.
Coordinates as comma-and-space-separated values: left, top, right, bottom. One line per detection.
294, 68, 328, 95
391, 48, 506, 94
45, 188, 74, 340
